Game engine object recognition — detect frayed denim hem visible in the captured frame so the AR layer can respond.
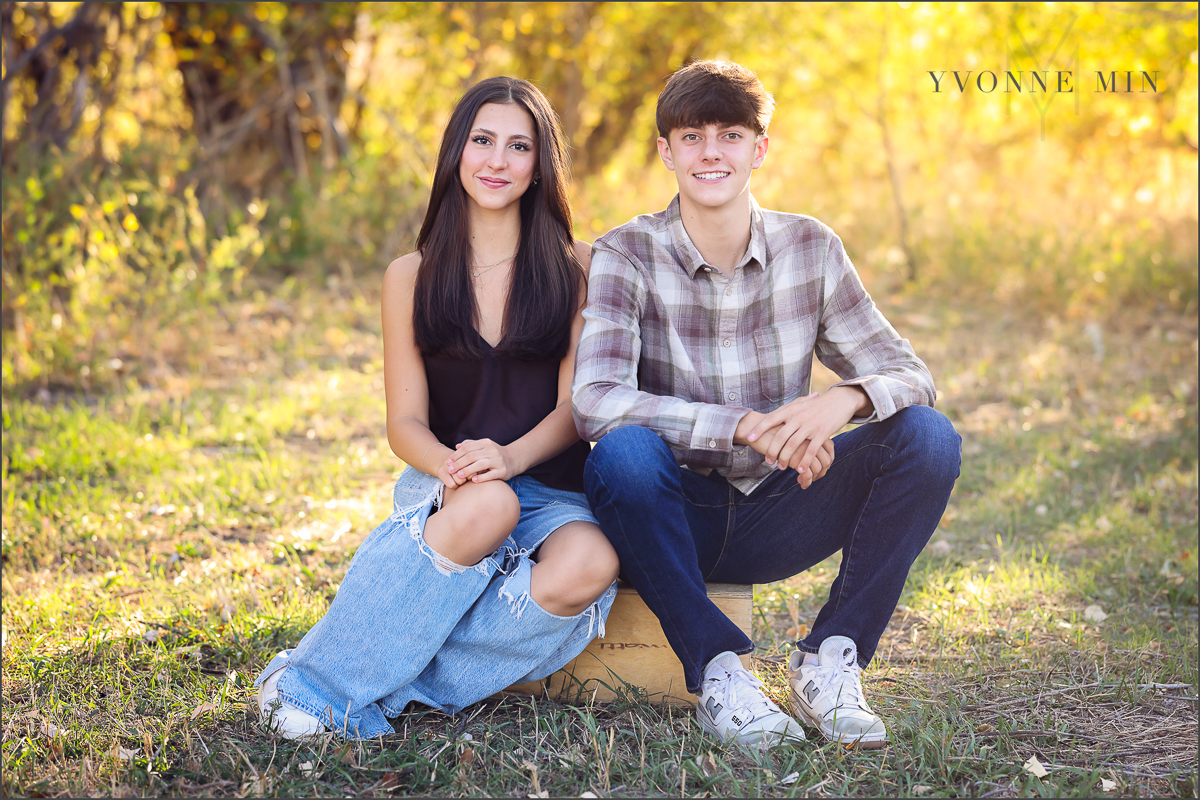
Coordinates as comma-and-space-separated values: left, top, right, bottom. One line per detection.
496, 561, 613, 641
257, 655, 394, 740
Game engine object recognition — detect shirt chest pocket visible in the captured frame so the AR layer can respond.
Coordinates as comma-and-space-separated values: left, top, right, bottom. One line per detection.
752, 320, 814, 405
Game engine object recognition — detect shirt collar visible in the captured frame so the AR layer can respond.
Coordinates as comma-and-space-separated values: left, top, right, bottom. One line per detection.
666, 194, 768, 278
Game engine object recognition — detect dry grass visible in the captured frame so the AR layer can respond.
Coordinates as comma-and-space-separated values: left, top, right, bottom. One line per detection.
2, 280, 1196, 797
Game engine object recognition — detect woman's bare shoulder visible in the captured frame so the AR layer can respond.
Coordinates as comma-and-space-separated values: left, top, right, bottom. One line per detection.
572, 239, 592, 275
383, 251, 422, 292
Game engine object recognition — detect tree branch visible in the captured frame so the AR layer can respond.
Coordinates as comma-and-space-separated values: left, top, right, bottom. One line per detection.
0, 2, 102, 92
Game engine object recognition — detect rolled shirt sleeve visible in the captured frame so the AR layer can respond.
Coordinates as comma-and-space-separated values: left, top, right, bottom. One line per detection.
816, 232, 936, 424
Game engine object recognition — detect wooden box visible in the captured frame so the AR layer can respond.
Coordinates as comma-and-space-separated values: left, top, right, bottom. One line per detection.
508, 582, 752, 705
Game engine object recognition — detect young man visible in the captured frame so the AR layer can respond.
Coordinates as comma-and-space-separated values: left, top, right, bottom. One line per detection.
571, 61, 961, 749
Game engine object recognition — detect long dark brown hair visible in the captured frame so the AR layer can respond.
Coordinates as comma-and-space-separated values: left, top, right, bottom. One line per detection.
413, 77, 582, 361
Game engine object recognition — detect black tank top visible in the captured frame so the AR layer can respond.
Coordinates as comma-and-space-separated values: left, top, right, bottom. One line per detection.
422, 331, 588, 493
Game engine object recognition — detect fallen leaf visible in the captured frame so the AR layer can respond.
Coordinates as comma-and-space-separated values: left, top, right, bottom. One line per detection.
1023, 755, 1049, 778
784, 593, 801, 630
459, 747, 475, 766
39, 721, 62, 738
377, 771, 399, 790
189, 702, 217, 721
1101, 778, 1117, 792
114, 745, 139, 761
297, 760, 316, 777
929, 539, 952, 556
912, 787, 932, 796
580, 793, 598, 799
242, 775, 273, 795
336, 742, 357, 765
523, 761, 544, 797
1084, 605, 1108, 623
1095, 516, 1113, 532
779, 772, 799, 786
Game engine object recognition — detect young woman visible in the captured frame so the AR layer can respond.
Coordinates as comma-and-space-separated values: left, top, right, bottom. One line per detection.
253, 77, 620, 739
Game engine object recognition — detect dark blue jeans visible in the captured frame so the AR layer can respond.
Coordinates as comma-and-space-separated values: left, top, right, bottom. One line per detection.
583, 405, 962, 693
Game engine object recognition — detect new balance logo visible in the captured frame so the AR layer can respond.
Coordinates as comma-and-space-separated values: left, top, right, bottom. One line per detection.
705, 696, 723, 718
803, 680, 820, 704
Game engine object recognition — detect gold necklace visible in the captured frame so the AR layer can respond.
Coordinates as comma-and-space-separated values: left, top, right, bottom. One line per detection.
470, 253, 515, 278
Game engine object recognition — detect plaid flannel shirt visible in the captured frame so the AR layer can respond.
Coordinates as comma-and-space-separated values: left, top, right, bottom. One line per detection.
571, 194, 936, 495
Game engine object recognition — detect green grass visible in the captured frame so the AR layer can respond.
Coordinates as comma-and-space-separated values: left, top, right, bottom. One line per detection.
2, 282, 1196, 797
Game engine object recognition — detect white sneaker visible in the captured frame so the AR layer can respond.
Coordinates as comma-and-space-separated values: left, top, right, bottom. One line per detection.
696, 651, 805, 749
788, 636, 888, 749
257, 662, 327, 739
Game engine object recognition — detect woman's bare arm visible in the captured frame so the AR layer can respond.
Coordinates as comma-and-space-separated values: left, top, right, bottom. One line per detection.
381, 253, 464, 489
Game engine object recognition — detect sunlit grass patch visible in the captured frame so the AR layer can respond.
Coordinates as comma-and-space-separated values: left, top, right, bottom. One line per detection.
753, 535, 1196, 796
3, 291, 1197, 797
751, 302, 1198, 797
3, 370, 394, 573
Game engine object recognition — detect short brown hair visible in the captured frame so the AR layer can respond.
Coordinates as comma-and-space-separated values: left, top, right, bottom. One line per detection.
656, 60, 775, 139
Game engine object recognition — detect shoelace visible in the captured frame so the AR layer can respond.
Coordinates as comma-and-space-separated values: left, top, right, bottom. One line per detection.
810, 652, 868, 709
712, 666, 775, 717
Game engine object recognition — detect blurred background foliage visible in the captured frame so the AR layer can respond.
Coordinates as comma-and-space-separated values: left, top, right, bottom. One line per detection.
2, 1, 1197, 394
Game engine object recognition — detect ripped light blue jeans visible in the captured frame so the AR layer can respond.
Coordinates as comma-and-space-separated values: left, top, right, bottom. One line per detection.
253, 468, 618, 739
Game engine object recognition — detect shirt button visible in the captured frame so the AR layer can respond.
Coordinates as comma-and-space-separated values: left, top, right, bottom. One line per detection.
728, 392, 736, 401
708, 439, 717, 448
723, 339, 731, 347
725, 288, 733, 296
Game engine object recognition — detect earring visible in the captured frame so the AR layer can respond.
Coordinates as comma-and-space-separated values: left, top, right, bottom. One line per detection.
533, 177, 540, 185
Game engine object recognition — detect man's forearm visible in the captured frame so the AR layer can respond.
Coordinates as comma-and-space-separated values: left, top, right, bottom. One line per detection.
826, 384, 873, 419
734, 386, 870, 447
